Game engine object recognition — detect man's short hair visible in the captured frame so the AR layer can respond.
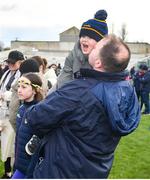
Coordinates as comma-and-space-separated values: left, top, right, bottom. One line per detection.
100, 35, 131, 72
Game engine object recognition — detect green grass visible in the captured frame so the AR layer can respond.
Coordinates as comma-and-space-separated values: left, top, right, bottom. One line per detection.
0, 115, 150, 178
0, 158, 4, 176
109, 115, 150, 178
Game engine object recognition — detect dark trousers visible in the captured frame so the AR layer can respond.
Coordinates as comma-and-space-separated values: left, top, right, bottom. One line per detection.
4, 157, 11, 173
141, 91, 150, 114
135, 90, 141, 101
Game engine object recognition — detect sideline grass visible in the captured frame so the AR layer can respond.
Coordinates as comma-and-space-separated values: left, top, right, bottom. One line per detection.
0, 115, 150, 178
109, 115, 150, 178
0, 157, 4, 176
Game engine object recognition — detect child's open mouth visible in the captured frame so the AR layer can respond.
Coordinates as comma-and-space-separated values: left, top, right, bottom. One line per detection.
81, 43, 89, 53
83, 44, 88, 49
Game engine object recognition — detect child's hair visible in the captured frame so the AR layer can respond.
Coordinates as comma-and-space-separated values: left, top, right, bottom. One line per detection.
42, 58, 48, 68
32, 56, 46, 73
22, 73, 43, 101
48, 63, 57, 69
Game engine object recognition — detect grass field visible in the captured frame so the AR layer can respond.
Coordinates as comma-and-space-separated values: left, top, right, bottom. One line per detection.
109, 115, 150, 178
0, 115, 150, 178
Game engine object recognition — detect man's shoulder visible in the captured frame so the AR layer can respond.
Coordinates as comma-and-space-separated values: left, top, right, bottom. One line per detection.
54, 78, 98, 103
91, 80, 133, 97
60, 78, 98, 91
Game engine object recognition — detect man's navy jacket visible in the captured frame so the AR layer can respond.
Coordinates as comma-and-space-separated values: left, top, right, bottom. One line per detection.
25, 69, 141, 179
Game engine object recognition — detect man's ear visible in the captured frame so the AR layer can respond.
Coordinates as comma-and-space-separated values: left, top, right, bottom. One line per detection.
95, 59, 102, 69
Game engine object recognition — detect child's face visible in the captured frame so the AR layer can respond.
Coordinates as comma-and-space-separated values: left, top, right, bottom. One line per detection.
80, 36, 97, 55
17, 76, 35, 102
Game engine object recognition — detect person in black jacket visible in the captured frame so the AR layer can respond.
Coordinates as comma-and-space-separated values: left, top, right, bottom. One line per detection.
139, 64, 150, 114
132, 67, 144, 100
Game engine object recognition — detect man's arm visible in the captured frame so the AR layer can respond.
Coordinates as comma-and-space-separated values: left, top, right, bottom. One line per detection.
25, 91, 77, 137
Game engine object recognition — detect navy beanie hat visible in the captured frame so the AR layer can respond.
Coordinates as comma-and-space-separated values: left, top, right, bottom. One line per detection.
79, 9, 108, 42
19, 58, 40, 75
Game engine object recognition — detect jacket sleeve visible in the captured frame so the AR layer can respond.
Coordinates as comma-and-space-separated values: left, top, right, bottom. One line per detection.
9, 83, 20, 131
25, 91, 77, 137
57, 51, 74, 88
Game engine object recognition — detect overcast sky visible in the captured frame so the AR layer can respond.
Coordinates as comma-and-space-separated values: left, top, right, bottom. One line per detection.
0, 0, 149, 47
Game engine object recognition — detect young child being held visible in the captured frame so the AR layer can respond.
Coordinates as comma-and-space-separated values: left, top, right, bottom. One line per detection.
57, 9, 108, 89
12, 73, 43, 179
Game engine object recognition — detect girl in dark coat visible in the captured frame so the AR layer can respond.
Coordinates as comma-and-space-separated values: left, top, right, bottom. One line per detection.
12, 73, 43, 179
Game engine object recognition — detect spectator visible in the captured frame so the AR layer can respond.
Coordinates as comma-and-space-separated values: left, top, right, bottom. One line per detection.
42, 58, 48, 74
55, 63, 62, 76
0, 50, 24, 179
9, 59, 40, 131
139, 64, 150, 114
132, 65, 144, 100
130, 66, 136, 79
44, 64, 57, 89
32, 56, 48, 96
25, 35, 140, 179
48, 64, 57, 74
12, 73, 43, 179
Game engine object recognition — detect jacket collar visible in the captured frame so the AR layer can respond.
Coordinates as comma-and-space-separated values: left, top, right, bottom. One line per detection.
74, 68, 129, 81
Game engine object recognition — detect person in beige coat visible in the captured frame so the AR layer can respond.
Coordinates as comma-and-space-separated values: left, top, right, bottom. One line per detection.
0, 50, 24, 178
